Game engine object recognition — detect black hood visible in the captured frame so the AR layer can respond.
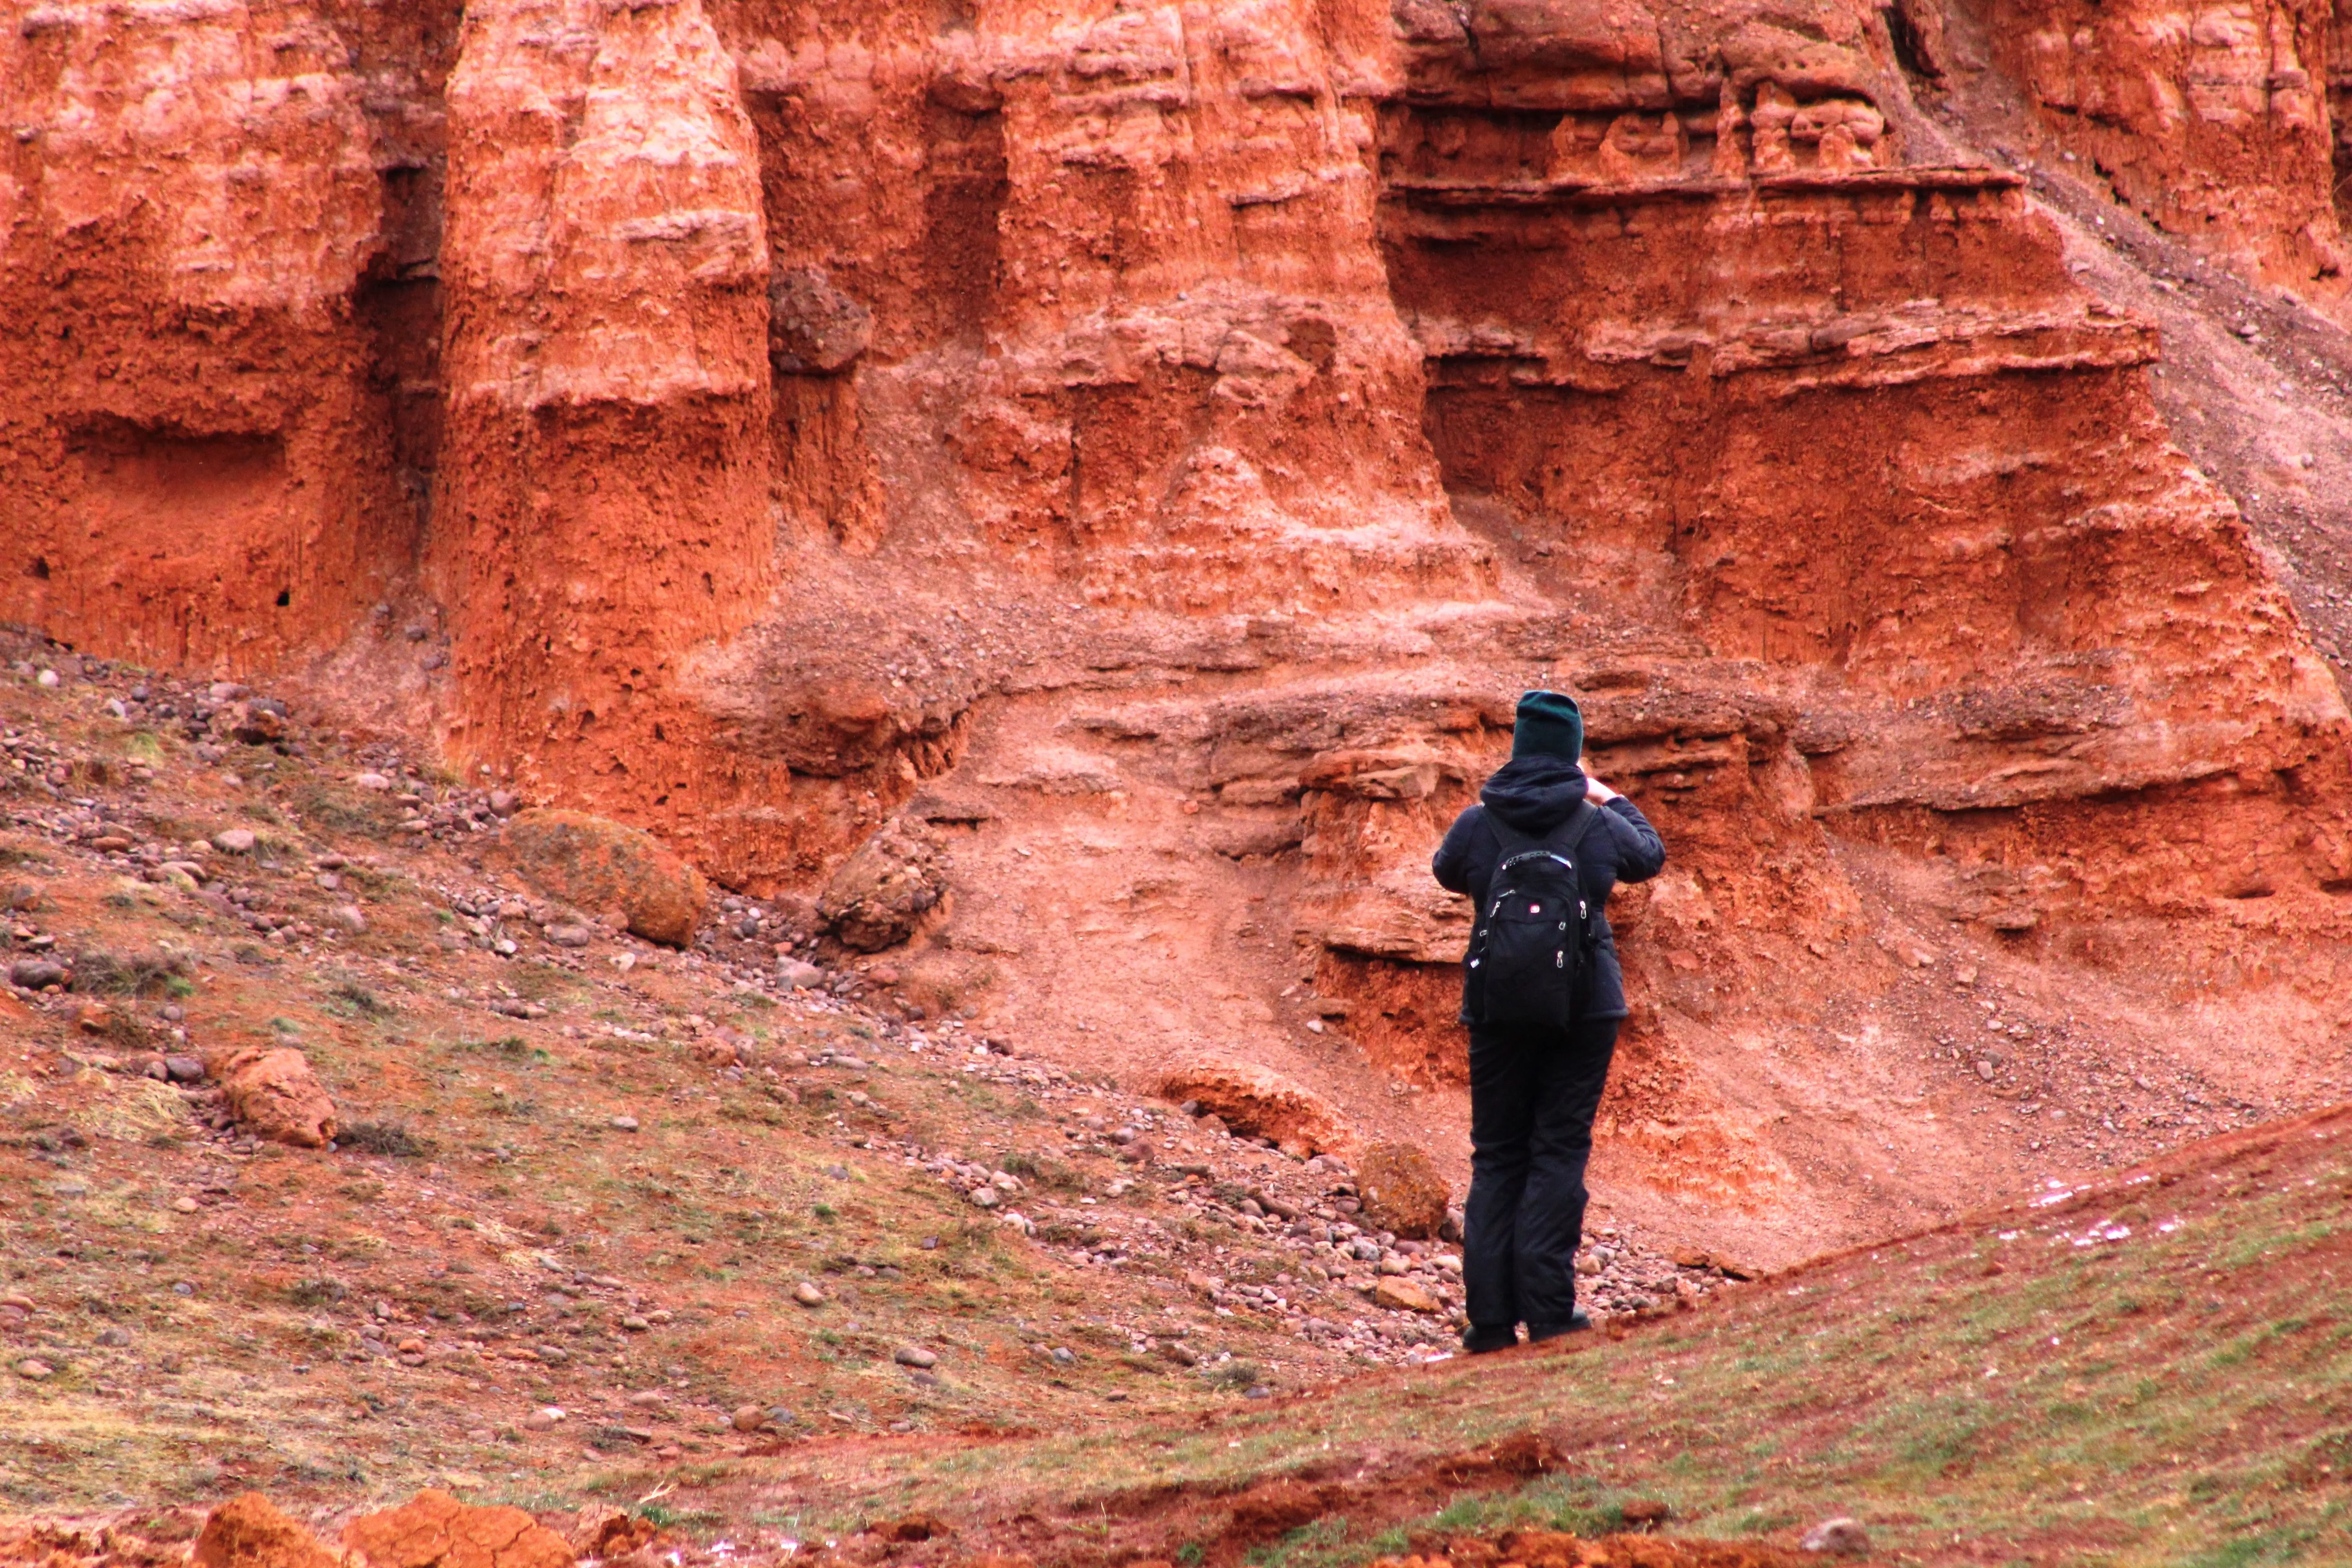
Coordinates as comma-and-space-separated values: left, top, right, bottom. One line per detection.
1480, 755, 1589, 834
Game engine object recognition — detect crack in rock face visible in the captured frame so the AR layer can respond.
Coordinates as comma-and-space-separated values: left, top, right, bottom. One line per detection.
341, 1491, 576, 1568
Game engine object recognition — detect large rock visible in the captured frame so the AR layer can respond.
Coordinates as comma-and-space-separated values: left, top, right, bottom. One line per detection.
768, 267, 872, 374
818, 820, 946, 953
218, 1047, 338, 1149
343, 1490, 575, 1568
1160, 1061, 1351, 1157
193, 1494, 343, 1568
504, 810, 706, 947
1354, 1142, 1450, 1240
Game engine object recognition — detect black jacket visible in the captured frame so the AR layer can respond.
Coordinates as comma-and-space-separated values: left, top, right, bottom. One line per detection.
1432, 756, 1668, 1022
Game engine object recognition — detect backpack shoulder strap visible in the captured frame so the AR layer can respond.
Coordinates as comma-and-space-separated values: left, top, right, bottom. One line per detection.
1563, 799, 1607, 854
1485, 809, 1538, 862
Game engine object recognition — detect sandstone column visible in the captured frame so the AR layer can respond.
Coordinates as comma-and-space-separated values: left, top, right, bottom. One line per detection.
438, 0, 776, 817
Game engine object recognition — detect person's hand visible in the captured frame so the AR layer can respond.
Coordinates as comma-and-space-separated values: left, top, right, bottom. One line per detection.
1584, 774, 1619, 804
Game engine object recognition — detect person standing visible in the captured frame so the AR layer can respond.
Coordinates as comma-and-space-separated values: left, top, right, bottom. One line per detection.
1431, 690, 1666, 1352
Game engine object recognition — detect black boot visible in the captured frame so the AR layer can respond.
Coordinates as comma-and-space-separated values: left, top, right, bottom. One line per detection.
1524, 1307, 1592, 1343
1461, 1323, 1519, 1355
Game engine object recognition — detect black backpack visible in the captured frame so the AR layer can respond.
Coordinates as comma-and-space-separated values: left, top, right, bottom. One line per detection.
1463, 805, 1603, 1030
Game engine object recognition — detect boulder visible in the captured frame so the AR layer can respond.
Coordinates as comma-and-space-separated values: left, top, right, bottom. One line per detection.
219, 1046, 338, 1148
504, 809, 706, 947
1354, 1141, 1450, 1240
818, 820, 946, 952
216, 700, 287, 746
8, 957, 64, 990
192, 1494, 343, 1568
343, 1490, 575, 1568
768, 267, 872, 374
1157, 1060, 1351, 1157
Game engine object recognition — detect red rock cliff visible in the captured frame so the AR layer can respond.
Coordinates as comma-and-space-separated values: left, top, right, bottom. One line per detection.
7, 0, 2352, 1247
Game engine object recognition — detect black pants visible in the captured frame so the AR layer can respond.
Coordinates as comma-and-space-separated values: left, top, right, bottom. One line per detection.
1463, 1016, 1620, 1333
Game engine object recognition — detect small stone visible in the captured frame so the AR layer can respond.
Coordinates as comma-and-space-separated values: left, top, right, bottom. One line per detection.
164, 1055, 206, 1083
524, 1406, 565, 1430
547, 924, 593, 948
489, 789, 522, 816
95, 1327, 131, 1347
211, 828, 258, 854
8, 958, 64, 990
777, 958, 825, 990
1976, 1059, 1998, 1082
171, 1196, 200, 1214
793, 1281, 826, 1307
620, 1314, 650, 1332
354, 773, 393, 791
16, 1357, 54, 1379
1800, 1518, 1871, 1555
968, 1186, 1000, 1209
730, 1403, 769, 1433
1372, 1278, 1441, 1314
35, 669, 59, 688
610, 1115, 639, 1132
331, 904, 368, 934
893, 1345, 938, 1369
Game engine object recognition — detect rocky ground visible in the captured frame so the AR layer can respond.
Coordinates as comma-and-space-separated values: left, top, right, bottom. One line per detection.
14, 1092, 2350, 1567
0, 631, 1731, 1516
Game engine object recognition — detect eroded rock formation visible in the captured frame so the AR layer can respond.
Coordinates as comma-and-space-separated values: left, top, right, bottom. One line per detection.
1931, 0, 2349, 303
8, 0, 2352, 1246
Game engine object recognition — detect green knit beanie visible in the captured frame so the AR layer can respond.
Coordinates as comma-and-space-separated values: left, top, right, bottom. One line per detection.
1510, 690, 1584, 763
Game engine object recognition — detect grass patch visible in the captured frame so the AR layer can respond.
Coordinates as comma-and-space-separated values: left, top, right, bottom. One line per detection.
287, 781, 387, 835
325, 981, 394, 1019
341, 1121, 431, 1157
71, 948, 193, 997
